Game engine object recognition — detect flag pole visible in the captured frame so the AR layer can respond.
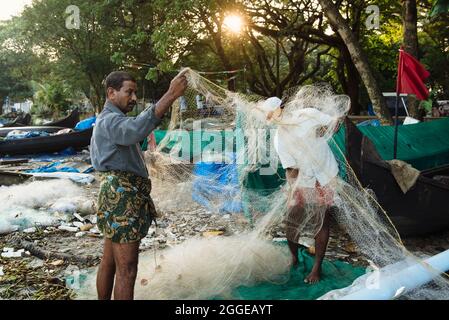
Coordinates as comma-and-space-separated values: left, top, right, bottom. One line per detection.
394, 48, 403, 159
393, 92, 400, 159
393, 47, 430, 159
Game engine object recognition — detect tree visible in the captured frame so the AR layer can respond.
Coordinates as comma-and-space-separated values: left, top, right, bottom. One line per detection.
31, 80, 77, 118
151, 0, 342, 97
317, 0, 392, 123
421, 1, 449, 100
0, 17, 41, 112
21, 0, 120, 112
2, 0, 447, 119
402, 0, 420, 118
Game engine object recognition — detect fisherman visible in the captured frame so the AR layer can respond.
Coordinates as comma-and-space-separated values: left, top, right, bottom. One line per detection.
90, 70, 187, 299
263, 97, 342, 284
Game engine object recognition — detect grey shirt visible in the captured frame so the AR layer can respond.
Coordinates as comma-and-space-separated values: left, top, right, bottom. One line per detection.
90, 100, 162, 178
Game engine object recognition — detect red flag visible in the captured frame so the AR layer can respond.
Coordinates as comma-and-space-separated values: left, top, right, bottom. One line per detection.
396, 49, 430, 100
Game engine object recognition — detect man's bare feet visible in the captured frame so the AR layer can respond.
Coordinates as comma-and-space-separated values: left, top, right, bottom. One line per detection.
304, 268, 321, 284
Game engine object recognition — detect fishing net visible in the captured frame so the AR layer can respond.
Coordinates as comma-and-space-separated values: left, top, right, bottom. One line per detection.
79, 68, 449, 300
0, 180, 95, 234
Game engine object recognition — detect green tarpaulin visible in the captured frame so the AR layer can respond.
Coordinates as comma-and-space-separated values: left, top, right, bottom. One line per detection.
220, 244, 366, 300
333, 117, 449, 171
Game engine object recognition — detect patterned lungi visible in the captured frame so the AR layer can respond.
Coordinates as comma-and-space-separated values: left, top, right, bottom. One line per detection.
97, 170, 157, 243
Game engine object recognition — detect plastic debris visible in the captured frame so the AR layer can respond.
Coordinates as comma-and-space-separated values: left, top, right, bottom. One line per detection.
89, 226, 100, 234
73, 213, 85, 222
1, 248, 25, 258
49, 260, 64, 267
79, 224, 93, 232
58, 226, 79, 232
23, 227, 37, 233
72, 222, 84, 228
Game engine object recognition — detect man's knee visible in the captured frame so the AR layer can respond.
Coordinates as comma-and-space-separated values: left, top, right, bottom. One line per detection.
112, 242, 139, 279
116, 261, 138, 279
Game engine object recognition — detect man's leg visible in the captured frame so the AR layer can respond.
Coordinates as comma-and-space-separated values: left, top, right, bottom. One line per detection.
304, 207, 331, 284
285, 168, 300, 266
96, 238, 116, 300
287, 239, 299, 267
112, 241, 140, 300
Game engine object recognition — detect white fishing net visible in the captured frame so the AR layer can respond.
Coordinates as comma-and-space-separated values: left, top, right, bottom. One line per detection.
79, 68, 449, 300
77, 234, 292, 300
0, 180, 95, 234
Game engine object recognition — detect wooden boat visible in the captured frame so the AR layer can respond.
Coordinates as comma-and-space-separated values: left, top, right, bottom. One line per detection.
1, 113, 32, 127
44, 108, 80, 128
345, 118, 449, 236
1, 108, 79, 129
0, 127, 93, 156
0, 126, 68, 138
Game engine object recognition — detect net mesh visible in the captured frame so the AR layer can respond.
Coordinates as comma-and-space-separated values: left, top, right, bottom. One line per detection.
78, 68, 449, 300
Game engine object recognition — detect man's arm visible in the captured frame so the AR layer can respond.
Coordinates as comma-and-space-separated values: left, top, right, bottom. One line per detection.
105, 69, 188, 146
105, 108, 162, 146
154, 69, 188, 119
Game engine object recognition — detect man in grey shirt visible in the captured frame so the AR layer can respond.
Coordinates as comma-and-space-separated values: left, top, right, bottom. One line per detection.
91, 70, 187, 300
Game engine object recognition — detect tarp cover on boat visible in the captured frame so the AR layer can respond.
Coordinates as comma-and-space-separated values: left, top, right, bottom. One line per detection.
334, 117, 449, 171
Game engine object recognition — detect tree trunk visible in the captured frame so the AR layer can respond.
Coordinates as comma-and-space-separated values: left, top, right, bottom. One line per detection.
338, 46, 362, 115
87, 74, 104, 113
403, 0, 419, 57
402, 0, 420, 118
317, 0, 392, 124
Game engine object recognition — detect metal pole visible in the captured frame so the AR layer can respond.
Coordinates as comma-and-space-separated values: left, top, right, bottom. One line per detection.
393, 92, 400, 159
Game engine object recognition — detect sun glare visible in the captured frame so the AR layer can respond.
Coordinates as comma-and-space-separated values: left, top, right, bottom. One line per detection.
223, 14, 244, 34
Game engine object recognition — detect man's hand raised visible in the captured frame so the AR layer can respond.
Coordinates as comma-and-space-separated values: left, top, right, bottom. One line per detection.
167, 68, 189, 99
154, 68, 189, 119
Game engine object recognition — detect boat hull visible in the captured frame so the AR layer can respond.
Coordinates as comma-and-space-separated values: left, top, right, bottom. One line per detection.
345, 118, 449, 236
0, 128, 93, 156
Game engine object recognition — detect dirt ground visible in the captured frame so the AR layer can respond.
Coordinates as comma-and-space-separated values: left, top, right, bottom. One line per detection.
2, 209, 448, 300
1, 161, 449, 299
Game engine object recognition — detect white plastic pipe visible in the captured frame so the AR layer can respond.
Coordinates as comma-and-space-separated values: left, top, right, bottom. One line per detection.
339, 249, 449, 300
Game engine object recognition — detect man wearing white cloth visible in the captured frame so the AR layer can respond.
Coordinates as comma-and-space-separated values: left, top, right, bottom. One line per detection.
260, 96, 341, 284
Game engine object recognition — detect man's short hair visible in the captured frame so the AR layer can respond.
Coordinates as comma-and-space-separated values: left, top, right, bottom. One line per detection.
104, 71, 136, 93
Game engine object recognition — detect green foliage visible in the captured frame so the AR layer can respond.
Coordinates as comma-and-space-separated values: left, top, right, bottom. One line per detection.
30, 80, 76, 118
1, 0, 448, 118
145, 68, 159, 82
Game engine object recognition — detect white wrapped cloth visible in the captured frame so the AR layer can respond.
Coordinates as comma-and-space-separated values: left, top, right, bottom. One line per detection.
258, 97, 339, 188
